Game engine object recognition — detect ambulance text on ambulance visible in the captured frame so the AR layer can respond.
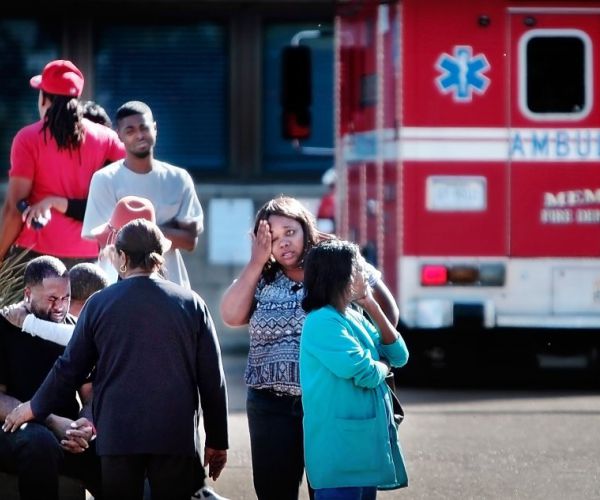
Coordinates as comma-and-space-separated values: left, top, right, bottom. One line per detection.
511, 129, 600, 162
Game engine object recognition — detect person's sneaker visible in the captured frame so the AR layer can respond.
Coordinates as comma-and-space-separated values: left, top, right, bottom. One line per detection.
191, 486, 231, 500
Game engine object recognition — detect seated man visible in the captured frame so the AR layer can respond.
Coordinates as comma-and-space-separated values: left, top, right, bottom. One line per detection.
0, 256, 101, 500
1, 262, 108, 346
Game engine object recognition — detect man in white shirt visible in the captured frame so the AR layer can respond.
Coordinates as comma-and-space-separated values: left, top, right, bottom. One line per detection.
81, 101, 203, 290
81, 101, 226, 500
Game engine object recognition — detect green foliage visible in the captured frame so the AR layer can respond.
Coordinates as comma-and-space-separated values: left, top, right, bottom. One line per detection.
0, 249, 29, 307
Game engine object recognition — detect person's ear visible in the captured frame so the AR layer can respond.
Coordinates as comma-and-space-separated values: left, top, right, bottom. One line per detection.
118, 249, 128, 267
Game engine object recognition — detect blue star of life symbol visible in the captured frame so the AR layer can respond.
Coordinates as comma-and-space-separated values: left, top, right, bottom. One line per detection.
435, 46, 490, 102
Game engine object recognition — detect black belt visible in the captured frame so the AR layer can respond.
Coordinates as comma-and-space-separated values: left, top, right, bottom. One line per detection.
253, 387, 300, 399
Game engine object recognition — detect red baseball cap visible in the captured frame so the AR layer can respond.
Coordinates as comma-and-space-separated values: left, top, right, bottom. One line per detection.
91, 196, 171, 251
30, 60, 84, 97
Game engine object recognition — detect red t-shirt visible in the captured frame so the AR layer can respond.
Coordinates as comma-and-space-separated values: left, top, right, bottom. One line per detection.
10, 119, 125, 258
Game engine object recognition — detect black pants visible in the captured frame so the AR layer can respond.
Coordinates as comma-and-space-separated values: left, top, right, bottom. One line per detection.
247, 387, 314, 500
0, 422, 102, 500
101, 454, 198, 500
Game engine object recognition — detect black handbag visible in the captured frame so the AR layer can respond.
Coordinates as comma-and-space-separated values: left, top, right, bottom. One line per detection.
385, 372, 405, 427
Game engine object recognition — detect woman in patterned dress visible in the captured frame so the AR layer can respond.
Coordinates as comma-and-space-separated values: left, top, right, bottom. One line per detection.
220, 196, 399, 500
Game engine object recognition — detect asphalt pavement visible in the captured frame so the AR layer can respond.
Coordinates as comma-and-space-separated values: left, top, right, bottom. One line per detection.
208, 352, 401, 500
213, 351, 600, 500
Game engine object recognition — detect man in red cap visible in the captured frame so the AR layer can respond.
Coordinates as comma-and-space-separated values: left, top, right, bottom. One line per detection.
0, 59, 125, 269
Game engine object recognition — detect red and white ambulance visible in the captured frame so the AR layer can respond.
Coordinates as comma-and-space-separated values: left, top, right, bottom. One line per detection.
285, 0, 600, 365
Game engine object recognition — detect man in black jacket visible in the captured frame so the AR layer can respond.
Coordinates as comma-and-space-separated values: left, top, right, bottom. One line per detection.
0, 255, 101, 500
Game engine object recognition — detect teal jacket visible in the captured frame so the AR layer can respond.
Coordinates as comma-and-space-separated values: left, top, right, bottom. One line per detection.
300, 305, 409, 490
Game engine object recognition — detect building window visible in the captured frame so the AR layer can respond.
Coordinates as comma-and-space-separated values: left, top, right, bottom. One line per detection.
0, 20, 60, 177
262, 23, 333, 174
95, 22, 228, 172
519, 29, 591, 120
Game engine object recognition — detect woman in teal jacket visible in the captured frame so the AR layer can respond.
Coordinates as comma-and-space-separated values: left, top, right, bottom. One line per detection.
300, 240, 409, 499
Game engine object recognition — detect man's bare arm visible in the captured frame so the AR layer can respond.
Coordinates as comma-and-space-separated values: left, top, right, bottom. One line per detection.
160, 220, 201, 252
0, 177, 33, 262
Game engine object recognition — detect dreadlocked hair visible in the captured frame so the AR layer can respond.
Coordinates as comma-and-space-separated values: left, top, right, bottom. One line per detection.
41, 92, 85, 151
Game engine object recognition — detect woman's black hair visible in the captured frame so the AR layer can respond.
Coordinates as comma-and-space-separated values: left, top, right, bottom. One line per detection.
115, 219, 167, 272
82, 100, 112, 128
302, 239, 359, 313
253, 196, 319, 283
41, 92, 84, 151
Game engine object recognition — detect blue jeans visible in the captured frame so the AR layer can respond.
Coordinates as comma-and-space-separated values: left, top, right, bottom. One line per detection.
0, 422, 101, 500
315, 486, 377, 500
247, 387, 313, 500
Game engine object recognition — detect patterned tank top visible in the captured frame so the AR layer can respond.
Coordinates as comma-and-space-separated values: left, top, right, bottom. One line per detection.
245, 271, 305, 396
